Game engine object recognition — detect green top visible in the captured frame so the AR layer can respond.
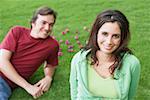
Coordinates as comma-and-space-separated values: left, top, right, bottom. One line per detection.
88, 64, 118, 98
70, 50, 141, 100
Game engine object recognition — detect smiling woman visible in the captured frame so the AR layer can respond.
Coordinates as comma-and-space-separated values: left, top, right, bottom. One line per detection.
70, 9, 141, 100
97, 22, 121, 55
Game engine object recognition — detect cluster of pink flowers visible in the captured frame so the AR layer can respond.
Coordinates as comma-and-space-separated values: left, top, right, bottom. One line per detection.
55, 26, 90, 56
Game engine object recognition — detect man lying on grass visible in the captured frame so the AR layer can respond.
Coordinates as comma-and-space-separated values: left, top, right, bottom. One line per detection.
0, 6, 59, 99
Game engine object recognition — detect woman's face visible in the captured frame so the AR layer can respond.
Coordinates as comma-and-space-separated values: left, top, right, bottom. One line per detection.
97, 22, 121, 55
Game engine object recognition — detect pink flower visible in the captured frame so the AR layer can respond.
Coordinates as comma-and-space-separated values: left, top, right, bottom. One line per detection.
65, 40, 70, 45
76, 40, 81, 45
62, 31, 66, 35
68, 49, 74, 52
68, 45, 73, 49
58, 51, 63, 56
74, 35, 79, 40
65, 28, 69, 33
59, 40, 63, 44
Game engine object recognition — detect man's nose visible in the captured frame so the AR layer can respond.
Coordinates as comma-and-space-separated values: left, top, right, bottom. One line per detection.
45, 24, 51, 31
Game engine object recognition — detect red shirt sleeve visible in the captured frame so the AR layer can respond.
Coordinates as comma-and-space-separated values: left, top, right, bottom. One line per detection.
46, 41, 59, 67
0, 26, 20, 52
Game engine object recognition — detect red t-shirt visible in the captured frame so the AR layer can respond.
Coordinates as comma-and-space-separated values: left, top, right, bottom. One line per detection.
0, 26, 59, 88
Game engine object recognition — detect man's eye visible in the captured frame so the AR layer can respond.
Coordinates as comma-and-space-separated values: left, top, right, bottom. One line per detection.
42, 21, 46, 25
49, 23, 54, 27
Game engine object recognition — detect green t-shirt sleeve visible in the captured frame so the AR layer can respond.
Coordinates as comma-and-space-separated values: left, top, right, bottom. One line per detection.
128, 56, 141, 99
70, 52, 79, 100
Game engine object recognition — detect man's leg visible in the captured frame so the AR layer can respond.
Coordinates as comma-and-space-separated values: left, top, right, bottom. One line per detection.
0, 76, 12, 100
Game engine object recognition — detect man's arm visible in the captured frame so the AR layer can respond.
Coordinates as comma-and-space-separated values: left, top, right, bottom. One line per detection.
35, 62, 56, 92
0, 49, 42, 98
44, 62, 56, 79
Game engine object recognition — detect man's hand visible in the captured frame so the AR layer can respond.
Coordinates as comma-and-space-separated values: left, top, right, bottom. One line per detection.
0, 49, 43, 99
34, 76, 52, 92
24, 84, 43, 99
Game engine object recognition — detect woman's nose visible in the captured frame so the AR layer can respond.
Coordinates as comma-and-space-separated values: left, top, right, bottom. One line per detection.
106, 36, 112, 44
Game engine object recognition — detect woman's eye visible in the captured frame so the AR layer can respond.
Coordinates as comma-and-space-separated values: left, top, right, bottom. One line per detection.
102, 32, 108, 36
113, 34, 120, 38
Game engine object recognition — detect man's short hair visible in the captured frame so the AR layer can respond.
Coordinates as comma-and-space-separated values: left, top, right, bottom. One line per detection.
30, 6, 57, 25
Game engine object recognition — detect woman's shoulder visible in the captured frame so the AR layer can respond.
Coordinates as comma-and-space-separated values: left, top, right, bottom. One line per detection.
72, 50, 85, 59
72, 49, 90, 61
122, 53, 141, 70
123, 53, 140, 64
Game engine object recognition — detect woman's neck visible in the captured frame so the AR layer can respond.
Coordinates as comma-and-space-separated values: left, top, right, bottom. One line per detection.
96, 50, 115, 63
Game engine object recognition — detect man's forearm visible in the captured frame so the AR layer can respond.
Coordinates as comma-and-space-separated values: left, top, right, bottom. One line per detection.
0, 59, 31, 89
0, 49, 40, 97
44, 64, 56, 79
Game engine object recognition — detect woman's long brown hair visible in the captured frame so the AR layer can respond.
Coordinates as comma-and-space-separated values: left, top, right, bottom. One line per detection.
82, 10, 132, 74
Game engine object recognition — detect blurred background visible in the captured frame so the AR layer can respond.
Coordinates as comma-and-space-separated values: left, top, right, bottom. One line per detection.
0, 0, 150, 99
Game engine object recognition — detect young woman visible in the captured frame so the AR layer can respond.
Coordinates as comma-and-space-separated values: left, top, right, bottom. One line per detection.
70, 10, 140, 100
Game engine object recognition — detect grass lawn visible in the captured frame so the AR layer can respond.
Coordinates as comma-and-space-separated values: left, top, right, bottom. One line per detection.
0, 0, 150, 100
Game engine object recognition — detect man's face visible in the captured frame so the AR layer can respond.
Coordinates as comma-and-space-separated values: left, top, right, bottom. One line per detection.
31, 14, 55, 39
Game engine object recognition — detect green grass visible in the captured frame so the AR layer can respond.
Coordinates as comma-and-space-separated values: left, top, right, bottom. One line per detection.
0, 0, 150, 99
